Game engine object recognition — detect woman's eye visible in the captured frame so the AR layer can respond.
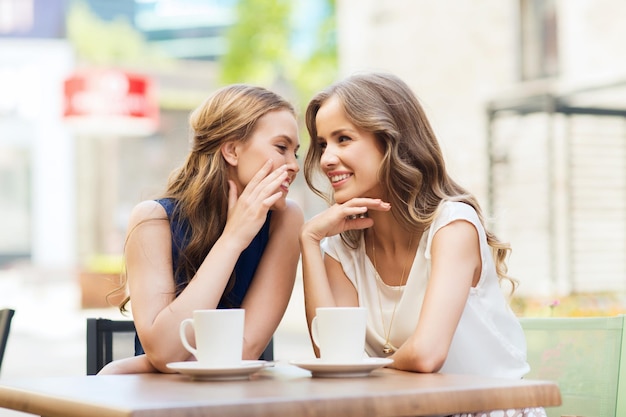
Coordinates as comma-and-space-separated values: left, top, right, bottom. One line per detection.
276, 145, 287, 153
317, 141, 327, 150
338, 135, 351, 143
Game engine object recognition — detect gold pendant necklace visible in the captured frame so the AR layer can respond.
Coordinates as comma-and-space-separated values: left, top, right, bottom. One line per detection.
371, 232, 414, 354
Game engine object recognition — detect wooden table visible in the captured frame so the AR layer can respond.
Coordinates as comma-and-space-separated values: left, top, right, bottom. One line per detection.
0, 364, 561, 417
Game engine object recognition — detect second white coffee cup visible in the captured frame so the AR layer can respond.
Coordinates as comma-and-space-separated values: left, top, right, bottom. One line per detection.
311, 306, 367, 363
179, 309, 244, 367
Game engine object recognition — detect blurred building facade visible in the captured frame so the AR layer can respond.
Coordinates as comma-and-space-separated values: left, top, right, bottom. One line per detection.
336, 0, 626, 296
0, 0, 228, 271
0, 0, 322, 277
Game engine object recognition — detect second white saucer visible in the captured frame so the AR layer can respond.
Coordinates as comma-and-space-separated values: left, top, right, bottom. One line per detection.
289, 357, 393, 378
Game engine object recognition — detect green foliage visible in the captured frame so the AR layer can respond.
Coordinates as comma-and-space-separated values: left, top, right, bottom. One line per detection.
291, 0, 338, 107
220, 0, 292, 85
220, 0, 338, 135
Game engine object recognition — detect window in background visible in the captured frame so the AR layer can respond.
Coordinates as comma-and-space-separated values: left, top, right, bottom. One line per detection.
0, 146, 31, 265
0, 0, 34, 33
519, 0, 559, 80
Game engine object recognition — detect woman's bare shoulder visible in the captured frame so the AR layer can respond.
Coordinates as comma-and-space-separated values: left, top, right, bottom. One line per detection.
271, 198, 304, 230
128, 200, 168, 226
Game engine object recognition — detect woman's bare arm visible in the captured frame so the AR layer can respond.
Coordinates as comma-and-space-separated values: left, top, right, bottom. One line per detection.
389, 220, 480, 372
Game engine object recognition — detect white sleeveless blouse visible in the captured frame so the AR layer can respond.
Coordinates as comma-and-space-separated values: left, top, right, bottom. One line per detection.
321, 201, 530, 378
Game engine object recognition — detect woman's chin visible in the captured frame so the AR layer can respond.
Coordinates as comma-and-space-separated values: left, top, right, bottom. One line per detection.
270, 197, 288, 211
333, 193, 351, 205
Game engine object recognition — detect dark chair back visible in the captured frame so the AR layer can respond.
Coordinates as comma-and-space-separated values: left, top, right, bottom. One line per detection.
86, 317, 274, 375
86, 318, 136, 375
0, 308, 15, 374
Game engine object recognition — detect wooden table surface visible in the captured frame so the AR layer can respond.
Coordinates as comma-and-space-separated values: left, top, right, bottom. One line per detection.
0, 364, 561, 417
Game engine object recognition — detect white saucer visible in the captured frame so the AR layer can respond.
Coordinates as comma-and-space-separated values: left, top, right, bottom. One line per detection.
289, 357, 393, 378
166, 360, 268, 381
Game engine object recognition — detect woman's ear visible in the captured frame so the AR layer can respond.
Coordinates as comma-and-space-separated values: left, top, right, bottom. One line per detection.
221, 141, 239, 166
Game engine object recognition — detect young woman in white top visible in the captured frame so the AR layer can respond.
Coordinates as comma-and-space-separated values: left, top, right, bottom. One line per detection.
299, 72, 545, 417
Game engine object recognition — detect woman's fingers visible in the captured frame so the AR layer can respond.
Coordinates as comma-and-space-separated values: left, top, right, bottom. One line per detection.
302, 199, 391, 241
227, 180, 238, 213
224, 162, 288, 239
255, 165, 288, 200
262, 191, 284, 208
341, 199, 391, 219
228, 161, 288, 218
222, 161, 292, 250
245, 160, 274, 192
243, 161, 287, 202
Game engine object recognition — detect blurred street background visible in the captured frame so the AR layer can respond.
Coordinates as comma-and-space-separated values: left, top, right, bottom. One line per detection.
2, 0, 626, 398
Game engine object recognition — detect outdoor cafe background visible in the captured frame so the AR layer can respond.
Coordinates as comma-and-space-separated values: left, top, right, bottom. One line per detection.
1, 0, 626, 373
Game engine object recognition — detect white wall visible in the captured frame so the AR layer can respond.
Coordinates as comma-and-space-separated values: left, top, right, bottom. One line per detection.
0, 39, 76, 268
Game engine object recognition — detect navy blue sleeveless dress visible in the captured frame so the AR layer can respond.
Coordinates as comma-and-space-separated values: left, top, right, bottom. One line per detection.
134, 198, 271, 355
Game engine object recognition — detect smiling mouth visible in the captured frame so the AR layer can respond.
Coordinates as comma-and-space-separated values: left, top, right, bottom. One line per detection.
329, 173, 352, 184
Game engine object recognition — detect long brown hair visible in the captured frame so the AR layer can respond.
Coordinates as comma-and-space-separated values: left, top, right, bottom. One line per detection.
303, 72, 515, 289
118, 84, 295, 311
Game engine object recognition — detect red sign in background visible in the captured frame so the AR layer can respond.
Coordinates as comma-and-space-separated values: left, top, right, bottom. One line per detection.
64, 69, 159, 134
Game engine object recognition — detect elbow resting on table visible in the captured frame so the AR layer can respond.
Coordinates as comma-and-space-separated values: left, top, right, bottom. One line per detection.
148, 354, 176, 373
141, 347, 185, 373
395, 346, 447, 373
417, 355, 446, 373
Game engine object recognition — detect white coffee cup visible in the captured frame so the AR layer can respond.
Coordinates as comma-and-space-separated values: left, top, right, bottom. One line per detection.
311, 306, 367, 363
179, 309, 245, 367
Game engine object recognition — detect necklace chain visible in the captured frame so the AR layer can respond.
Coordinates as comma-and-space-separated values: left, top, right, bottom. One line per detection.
371, 232, 414, 354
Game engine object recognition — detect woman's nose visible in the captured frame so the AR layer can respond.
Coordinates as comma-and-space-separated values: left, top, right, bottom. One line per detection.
320, 147, 338, 168
285, 152, 300, 173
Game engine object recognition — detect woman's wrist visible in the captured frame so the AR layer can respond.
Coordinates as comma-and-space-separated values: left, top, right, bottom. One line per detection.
214, 233, 248, 255
299, 226, 323, 247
